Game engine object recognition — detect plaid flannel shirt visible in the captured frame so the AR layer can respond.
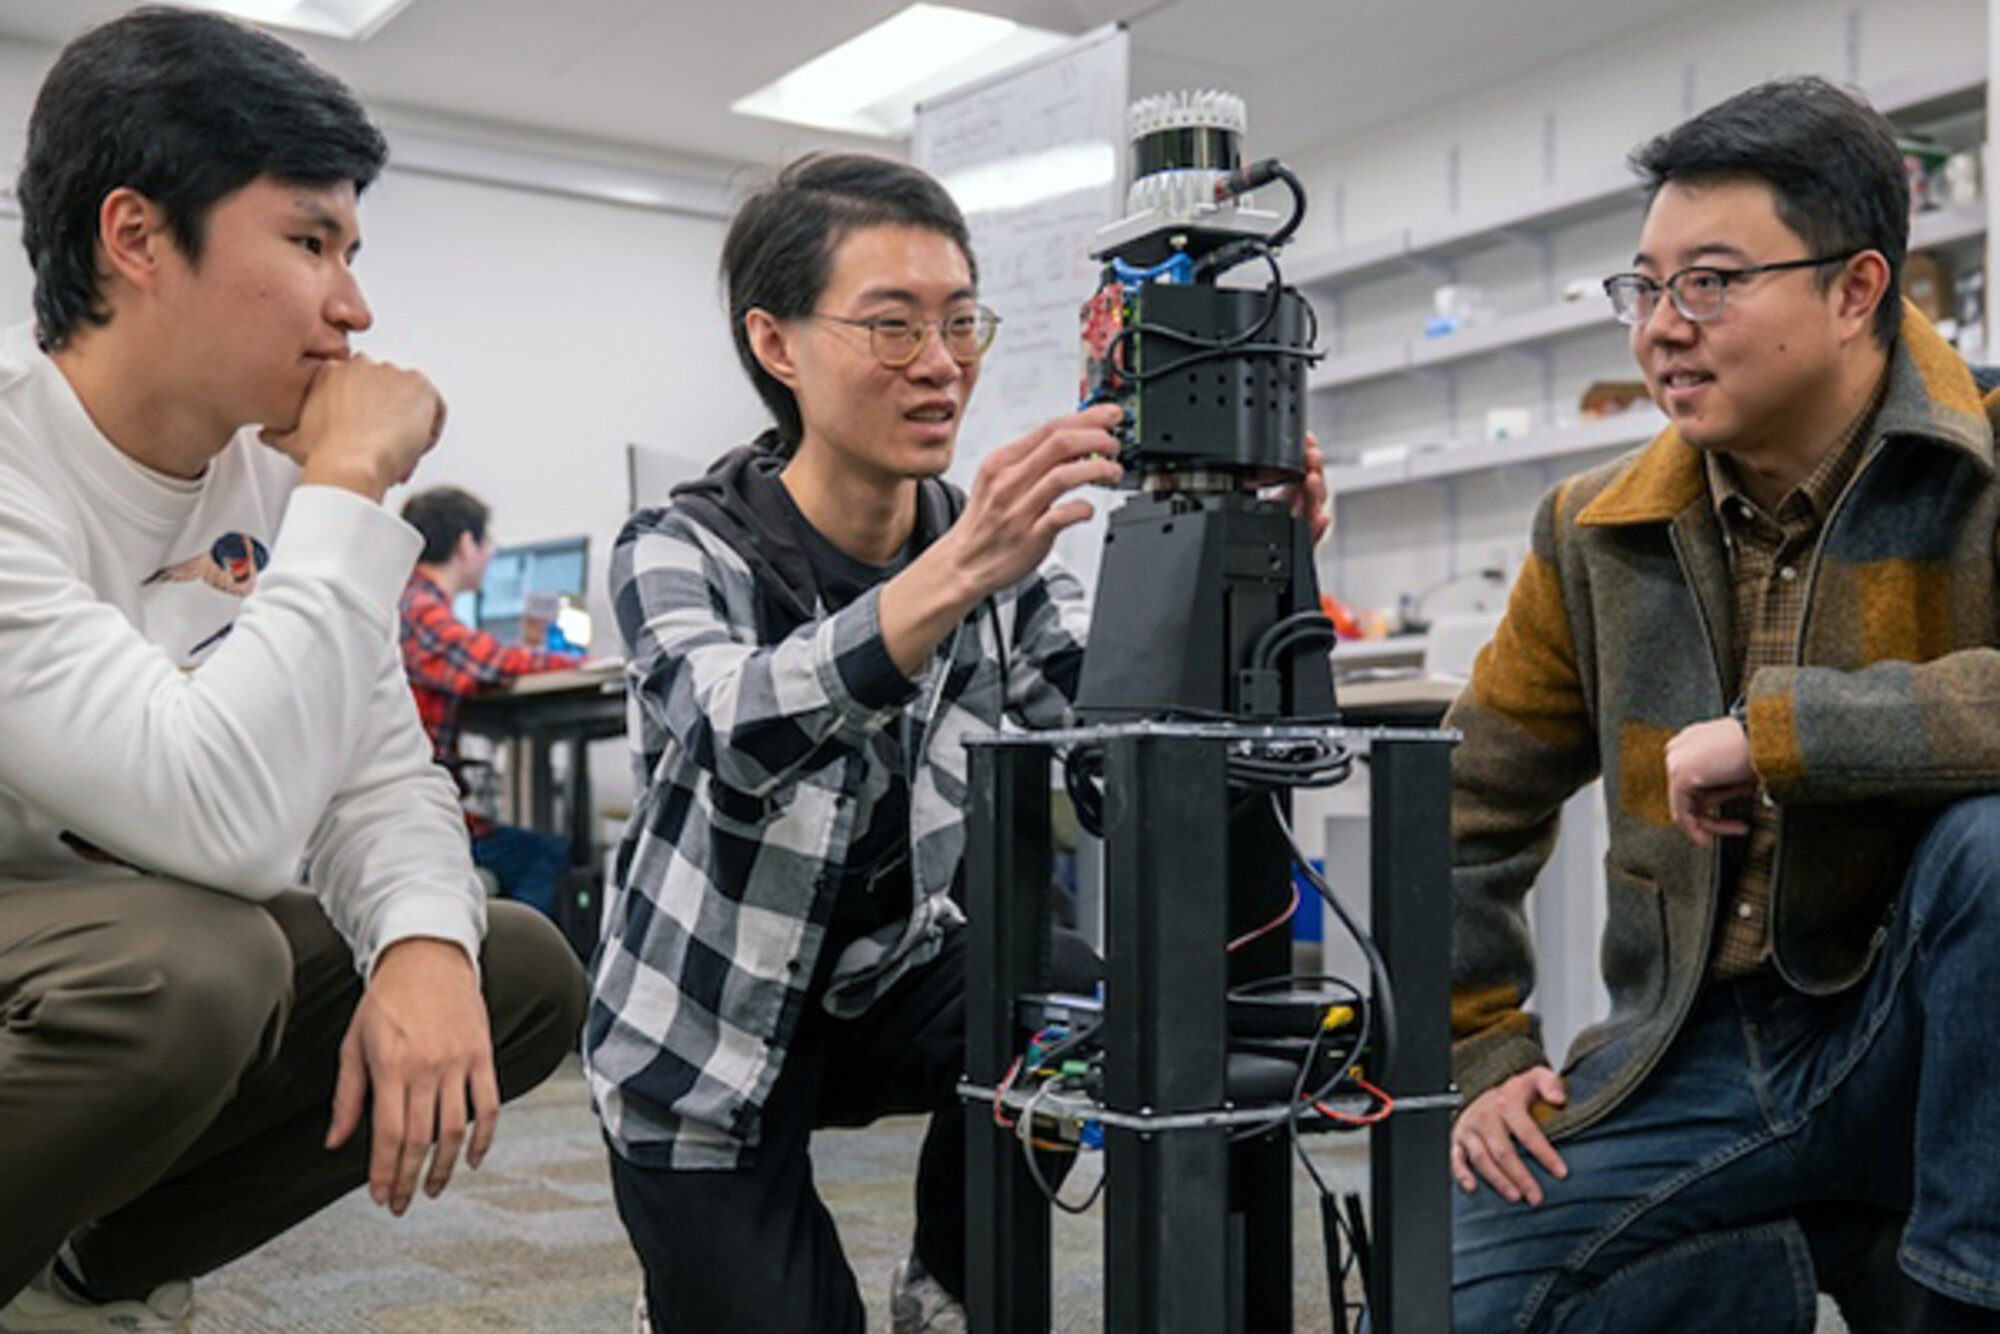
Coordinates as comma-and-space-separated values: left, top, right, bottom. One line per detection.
398, 571, 582, 767
587, 484, 1088, 1168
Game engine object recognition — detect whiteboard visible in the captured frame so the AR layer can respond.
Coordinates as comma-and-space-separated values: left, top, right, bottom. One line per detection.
912, 24, 1129, 600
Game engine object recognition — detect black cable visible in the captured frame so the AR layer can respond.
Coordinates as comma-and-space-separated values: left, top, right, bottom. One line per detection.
1227, 969, 1372, 1146
1213, 158, 1308, 250
1343, 1193, 1375, 1314
1290, 987, 1372, 1123
1227, 739, 1357, 792
1104, 246, 1323, 390
1325, 1189, 1352, 1334
1084, 160, 1321, 441
1266, 164, 1308, 249
1271, 793, 1398, 1082
1250, 614, 1339, 700
1226, 972, 1364, 1004
1006, 1018, 1109, 1215
1289, 1090, 1367, 1334
1067, 735, 1355, 838
1255, 624, 1336, 672
1062, 744, 1106, 838
1012, 1079, 1106, 1215
1126, 338, 1322, 387
1109, 247, 1284, 365
1251, 610, 1335, 671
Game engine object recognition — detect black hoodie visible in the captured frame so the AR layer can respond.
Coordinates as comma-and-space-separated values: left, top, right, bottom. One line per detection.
666, 430, 965, 642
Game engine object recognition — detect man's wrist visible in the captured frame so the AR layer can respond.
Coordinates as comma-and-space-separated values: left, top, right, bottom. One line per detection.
372, 934, 478, 980
301, 455, 392, 502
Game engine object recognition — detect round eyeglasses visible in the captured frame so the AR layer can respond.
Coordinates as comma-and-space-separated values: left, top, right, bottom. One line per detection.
1602, 251, 1860, 325
810, 305, 1000, 368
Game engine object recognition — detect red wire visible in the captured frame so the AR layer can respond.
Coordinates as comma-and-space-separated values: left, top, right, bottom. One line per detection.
1314, 1073, 1395, 1126
1227, 880, 1301, 953
992, 1055, 1023, 1128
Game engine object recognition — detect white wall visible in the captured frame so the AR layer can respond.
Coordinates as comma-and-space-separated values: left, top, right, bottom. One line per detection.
0, 37, 55, 320
361, 169, 760, 621
1286, 0, 1986, 617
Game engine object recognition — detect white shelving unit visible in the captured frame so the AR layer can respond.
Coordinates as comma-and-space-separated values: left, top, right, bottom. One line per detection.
1300, 59, 1989, 500
1308, 299, 1619, 395
1405, 299, 1616, 372
1324, 408, 1668, 497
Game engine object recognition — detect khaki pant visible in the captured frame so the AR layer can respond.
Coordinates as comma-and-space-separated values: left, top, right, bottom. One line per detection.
0, 875, 586, 1302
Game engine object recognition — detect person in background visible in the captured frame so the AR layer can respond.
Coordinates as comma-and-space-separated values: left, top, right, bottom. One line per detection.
1448, 76, 2000, 1333
398, 485, 585, 920
588, 151, 1326, 1334
0, 11, 585, 1332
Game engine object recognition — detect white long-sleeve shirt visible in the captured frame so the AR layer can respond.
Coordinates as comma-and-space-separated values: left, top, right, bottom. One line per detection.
0, 323, 483, 971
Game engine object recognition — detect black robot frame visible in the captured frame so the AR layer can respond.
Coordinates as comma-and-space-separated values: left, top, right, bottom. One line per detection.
958, 131, 1459, 1334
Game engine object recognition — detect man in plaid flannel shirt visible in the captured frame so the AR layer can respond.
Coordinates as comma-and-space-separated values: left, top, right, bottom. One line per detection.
584, 152, 1121, 1334
588, 152, 1329, 1334
398, 486, 582, 918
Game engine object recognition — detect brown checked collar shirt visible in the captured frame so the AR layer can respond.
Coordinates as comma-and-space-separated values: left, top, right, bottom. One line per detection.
1704, 371, 1888, 978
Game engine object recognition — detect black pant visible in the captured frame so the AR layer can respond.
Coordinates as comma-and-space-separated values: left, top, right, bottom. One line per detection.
609, 927, 1100, 1334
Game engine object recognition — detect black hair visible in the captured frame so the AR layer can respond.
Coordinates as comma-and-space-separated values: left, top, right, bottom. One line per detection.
1630, 76, 1907, 349
401, 487, 490, 566
720, 153, 976, 448
18, 6, 389, 349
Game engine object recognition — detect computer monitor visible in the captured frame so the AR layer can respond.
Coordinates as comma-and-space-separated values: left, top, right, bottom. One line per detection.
475, 536, 590, 644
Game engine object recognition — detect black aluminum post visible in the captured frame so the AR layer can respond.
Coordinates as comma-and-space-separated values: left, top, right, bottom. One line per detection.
1367, 739, 1454, 1333
1230, 794, 1297, 1333
1104, 733, 1231, 1334
964, 742, 1055, 1334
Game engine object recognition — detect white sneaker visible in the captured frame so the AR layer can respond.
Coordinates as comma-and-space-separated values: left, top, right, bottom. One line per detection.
631, 1286, 651, 1334
0, 1265, 192, 1333
888, 1258, 966, 1334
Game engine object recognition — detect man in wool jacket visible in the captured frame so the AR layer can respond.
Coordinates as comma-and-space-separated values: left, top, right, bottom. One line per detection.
1448, 78, 2000, 1334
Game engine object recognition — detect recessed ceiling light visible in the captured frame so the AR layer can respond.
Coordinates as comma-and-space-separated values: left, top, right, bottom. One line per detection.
733, 3, 1070, 139
167, 0, 419, 42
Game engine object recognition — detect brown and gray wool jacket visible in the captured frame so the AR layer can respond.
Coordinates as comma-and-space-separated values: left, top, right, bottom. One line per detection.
1448, 305, 2000, 1138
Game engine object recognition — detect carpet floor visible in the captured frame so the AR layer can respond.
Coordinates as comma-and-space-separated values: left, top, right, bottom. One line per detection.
199, 1056, 1377, 1332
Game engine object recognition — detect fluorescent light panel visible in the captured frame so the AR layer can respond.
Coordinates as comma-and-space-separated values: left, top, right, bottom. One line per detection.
734, 3, 1070, 139
168, 0, 419, 41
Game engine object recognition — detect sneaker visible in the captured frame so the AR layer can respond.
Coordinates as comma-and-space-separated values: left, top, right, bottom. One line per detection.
0, 1264, 192, 1333
631, 1286, 651, 1334
888, 1257, 966, 1334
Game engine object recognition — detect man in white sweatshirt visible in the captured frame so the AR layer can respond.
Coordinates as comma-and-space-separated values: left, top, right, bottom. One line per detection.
0, 10, 586, 1331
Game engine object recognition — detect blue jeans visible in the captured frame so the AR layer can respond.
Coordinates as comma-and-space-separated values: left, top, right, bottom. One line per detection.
472, 823, 570, 920
1454, 794, 2000, 1332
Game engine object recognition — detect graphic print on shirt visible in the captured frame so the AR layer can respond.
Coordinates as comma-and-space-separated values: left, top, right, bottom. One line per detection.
144, 531, 270, 655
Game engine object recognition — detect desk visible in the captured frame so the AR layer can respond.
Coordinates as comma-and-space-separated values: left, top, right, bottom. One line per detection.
457, 662, 626, 865
1337, 673, 1463, 724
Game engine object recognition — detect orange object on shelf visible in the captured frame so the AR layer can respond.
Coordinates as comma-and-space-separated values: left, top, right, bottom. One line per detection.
1322, 593, 1363, 639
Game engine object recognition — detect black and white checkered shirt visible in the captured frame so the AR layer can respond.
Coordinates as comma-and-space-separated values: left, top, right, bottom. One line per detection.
586, 444, 1088, 1168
